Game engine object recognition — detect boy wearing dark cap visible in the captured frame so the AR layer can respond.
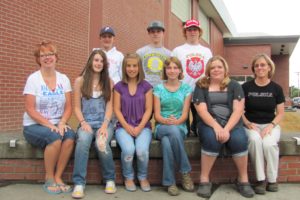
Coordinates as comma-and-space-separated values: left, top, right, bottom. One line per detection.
136, 20, 171, 87
94, 26, 124, 85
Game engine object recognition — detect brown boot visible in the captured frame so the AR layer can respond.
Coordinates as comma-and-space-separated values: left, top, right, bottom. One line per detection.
266, 182, 278, 192
254, 181, 266, 195
181, 173, 194, 192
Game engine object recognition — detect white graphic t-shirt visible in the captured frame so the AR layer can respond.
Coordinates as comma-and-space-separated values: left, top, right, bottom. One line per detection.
23, 70, 72, 126
172, 43, 212, 90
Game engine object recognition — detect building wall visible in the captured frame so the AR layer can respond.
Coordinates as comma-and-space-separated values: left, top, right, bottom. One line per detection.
90, 0, 168, 53
224, 45, 271, 76
0, 0, 292, 132
272, 55, 290, 96
1, 156, 300, 183
0, 0, 90, 131
209, 20, 224, 56
168, 14, 186, 50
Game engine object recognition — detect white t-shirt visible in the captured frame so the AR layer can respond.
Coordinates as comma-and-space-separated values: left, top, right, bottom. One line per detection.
93, 47, 124, 85
172, 43, 212, 90
23, 70, 72, 126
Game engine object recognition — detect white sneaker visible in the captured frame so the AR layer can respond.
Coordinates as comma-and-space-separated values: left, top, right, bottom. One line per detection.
72, 185, 84, 199
105, 181, 117, 194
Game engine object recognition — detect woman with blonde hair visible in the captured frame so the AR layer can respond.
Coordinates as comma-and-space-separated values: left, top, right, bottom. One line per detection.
114, 53, 153, 192
242, 54, 284, 194
193, 55, 254, 198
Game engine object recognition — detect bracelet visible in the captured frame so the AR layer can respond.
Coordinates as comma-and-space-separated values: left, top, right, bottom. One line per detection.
80, 119, 86, 124
271, 121, 276, 127
104, 117, 110, 124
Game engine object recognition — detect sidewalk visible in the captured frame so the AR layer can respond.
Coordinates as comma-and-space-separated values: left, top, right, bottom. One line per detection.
0, 183, 299, 200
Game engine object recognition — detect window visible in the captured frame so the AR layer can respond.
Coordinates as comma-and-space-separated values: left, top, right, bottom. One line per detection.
198, 7, 210, 43
171, 0, 191, 22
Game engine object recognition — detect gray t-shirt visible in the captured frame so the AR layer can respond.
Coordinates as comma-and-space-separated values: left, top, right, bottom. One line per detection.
136, 45, 171, 87
209, 92, 230, 123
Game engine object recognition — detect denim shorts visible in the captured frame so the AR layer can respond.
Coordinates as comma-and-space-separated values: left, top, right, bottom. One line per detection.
198, 122, 248, 157
23, 124, 75, 148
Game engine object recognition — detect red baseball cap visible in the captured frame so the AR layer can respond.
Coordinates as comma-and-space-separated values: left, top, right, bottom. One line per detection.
184, 19, 201, 29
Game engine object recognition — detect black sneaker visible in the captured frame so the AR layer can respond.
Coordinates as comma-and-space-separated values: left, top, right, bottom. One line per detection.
236, 182, 255, 198
266, 182, 278, 192
254, 181, 266, 194
196, 182, 212, 198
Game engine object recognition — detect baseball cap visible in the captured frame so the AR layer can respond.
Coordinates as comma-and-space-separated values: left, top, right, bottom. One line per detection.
147, 20, 165, 31
184, 19, 201, 29
99, 26, 115, 36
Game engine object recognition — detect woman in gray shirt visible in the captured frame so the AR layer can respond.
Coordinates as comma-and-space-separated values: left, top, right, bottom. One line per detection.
193, 56, 254, 198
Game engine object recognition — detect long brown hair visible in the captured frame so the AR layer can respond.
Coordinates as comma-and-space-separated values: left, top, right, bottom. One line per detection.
80, 49, 111, 102
197, 55, 230, 90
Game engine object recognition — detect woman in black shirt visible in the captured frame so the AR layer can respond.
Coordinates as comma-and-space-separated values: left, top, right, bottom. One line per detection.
242, 54, 284, 195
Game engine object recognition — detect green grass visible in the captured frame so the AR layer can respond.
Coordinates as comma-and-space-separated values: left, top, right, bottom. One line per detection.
280, 112, 300, 133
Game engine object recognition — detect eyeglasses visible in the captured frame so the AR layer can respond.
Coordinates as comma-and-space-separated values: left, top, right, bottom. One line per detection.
186, 27, 199, 32
40, 53, 55, 58
254, 63, 268, 68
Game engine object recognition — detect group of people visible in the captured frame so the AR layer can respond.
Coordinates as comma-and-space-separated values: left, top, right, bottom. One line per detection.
22, 19, 284, 199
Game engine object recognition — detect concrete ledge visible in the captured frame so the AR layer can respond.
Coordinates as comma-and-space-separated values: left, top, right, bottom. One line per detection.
0, 131, 299, 159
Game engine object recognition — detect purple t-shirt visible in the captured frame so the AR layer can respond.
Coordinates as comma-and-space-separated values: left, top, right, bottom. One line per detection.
114, 80, 152, 130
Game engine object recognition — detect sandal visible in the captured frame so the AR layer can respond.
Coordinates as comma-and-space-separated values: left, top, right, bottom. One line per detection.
43, 179, 61, 194
57, 183, 72, 193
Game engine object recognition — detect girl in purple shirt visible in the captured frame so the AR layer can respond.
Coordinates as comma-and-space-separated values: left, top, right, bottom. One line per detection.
114, 53, 153, 192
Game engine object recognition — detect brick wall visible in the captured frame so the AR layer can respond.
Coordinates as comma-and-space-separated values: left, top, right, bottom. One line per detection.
224, 44, 271, 76
90, 0, 167, 53
272, 55, 289, 96
210, 20, 224, 56
0, 0, 90, 131
1, 156, 299, 184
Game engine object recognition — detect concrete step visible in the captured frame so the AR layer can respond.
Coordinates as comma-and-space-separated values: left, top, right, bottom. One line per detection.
0, 183, 299, 200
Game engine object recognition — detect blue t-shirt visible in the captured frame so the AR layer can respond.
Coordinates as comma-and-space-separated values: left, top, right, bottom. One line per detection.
153, 82, 192, 135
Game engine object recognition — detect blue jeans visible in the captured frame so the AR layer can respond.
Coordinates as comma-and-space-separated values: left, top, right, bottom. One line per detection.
23, 124, 75, 148
72, 124, 115, 186
155, 125, 191, 186
198, 122, 248, 157
115, 127, 152, 180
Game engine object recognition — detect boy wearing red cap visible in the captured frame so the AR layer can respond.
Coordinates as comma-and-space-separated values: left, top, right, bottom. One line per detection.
171, 19, 213, 135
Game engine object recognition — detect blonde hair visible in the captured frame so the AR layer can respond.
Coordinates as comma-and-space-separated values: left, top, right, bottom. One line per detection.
121, 53, 145, 84
251, 53, 275, 79
197, 55, 230, 90
162, 57, 184, 80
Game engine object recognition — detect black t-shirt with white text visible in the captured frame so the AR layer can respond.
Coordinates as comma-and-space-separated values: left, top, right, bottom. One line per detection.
242, 80, 284, 124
